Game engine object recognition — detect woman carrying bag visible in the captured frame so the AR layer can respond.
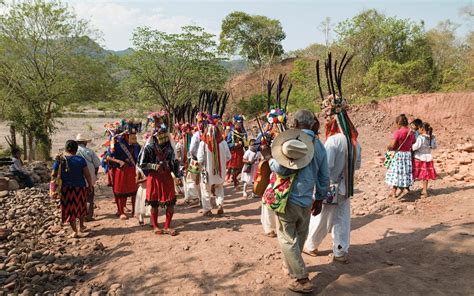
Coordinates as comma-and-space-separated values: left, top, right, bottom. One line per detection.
51, 140, 93, 238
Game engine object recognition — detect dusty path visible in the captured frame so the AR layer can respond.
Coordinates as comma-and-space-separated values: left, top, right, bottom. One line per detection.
78, 124, 474, 295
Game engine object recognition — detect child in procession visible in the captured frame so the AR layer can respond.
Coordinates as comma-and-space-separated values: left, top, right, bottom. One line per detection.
241, 139, 260, 198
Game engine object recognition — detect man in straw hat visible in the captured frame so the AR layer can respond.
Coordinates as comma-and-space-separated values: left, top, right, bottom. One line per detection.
265, 109, 329, 293
76, 134, 101, 221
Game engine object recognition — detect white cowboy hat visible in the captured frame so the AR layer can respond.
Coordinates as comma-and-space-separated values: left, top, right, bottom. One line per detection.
271, 129, 314, 169
75, 133, 92, 142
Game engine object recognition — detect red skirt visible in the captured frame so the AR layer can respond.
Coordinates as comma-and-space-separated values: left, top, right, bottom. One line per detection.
112, 166, 137, 198
413, 159, 437, 181
60, 186, 87, 223
146, 170, 176, 207
228, 147, 244, 169
107, 168, 115, 187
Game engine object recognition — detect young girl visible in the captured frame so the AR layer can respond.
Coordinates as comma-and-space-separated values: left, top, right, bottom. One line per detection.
410, 118, 423, 138
412, 122, 437, 197
241, 139, 260, 198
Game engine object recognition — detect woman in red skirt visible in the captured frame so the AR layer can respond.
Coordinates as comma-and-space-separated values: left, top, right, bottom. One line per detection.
107, 120, 142, 219
412, 122, 437, 197
51, 140, 93, 238
226, 115, 248, 188
139, 112, 179, 236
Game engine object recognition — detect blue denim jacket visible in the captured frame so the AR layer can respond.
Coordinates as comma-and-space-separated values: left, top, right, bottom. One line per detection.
269, 129, 330, 208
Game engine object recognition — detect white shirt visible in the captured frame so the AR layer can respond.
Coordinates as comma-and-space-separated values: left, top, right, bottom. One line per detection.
197, 140, 231, 185
325, 133, 362, 196
412, 135, 437, 162
189, 131, 201, 159
10, 157, 27, 174
77, 145, 100, 184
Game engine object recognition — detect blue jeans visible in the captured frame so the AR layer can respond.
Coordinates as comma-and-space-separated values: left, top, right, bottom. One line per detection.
12, 171, 34, 188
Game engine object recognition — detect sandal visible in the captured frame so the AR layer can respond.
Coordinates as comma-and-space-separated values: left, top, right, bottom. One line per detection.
330, 253, 350, 264
80, 226, 89, 233
68, 232, 78, 239
153, 228, 163, 235
203, 210, 212, 217
119, 214, 128, 220
265, 231, 277, 238
303, 248, 318, 257
163, 228, 178, 236
420, 192, 429, 198
288, 278, 313, 293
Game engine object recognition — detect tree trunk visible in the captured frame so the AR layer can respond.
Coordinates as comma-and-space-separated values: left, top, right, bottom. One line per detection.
28, 132, 34, 161
9, 125, 17, 148
22, 132, 27, 161
36, 132, 52, 161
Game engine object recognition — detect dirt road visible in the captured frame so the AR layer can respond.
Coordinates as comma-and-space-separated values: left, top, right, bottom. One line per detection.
78, 124, 474, 295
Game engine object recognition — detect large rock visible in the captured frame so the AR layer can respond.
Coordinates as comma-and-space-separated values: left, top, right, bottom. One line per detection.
0, 177, 9, 191
8, 179, 19, 191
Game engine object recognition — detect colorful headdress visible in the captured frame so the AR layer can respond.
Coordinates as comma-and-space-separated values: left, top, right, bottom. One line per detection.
266, 108, 287, 125
316, 52, 358, 197
233, 115, 245, 123
119, 119, 142, 134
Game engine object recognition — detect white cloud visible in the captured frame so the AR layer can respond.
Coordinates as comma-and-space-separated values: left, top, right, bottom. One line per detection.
69, 1, 201, 50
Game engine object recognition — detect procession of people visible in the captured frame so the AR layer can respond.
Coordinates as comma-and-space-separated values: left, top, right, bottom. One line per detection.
46, 52, 440, 294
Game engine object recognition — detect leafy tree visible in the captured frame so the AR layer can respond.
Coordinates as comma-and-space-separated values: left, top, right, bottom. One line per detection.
427, 21, 473, 91
288, 59, 319, 113
0, 0, 106, 159
219, 11, 285, 90
236, 94, 266, 117
122, 25, 228, 123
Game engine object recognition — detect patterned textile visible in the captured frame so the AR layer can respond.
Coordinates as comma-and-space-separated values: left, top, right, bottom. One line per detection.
60, 186, 87, 223
413, 159, 437, 181
385, 151, 413, 188
262, 172, 297, 214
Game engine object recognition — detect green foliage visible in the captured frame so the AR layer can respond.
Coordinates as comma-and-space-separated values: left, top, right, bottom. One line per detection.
0, 0, 109, 159
288, 59, 319, 113
219, 11, 285, 69
237, 94, 267, 117
364, 59, 434, 97
122, 25, 228, 119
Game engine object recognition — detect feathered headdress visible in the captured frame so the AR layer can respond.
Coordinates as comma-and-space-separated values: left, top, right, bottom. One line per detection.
316, 51, 358, 198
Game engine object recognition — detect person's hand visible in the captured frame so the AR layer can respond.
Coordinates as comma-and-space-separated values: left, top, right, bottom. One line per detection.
118, 160, 126, 168
311, 200, 323, 216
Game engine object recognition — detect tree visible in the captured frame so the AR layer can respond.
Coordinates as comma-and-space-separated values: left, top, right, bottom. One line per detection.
122, 25, 228, 123
219, 11, 286, 90
426, 21, 473, 91
0, 0, 101, 159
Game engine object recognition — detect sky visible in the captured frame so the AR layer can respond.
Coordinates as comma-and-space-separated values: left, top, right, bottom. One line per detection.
64, 0, 473, 51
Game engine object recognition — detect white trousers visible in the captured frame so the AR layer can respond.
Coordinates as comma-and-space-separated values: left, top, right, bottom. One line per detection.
184, 178, 201, 201
261, 204, 277, 234
200, 183, 224, 211
304, 197, 351, 257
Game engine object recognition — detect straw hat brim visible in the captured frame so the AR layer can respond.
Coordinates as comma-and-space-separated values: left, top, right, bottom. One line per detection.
271, 129, 314, 169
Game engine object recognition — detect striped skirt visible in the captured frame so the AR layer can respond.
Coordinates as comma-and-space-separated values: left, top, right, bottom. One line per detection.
385, 151, 413, 188
61, 186, 88, 223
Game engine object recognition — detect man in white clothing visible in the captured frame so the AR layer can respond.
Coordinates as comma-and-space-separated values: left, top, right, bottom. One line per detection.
197, 123, 231, 216
303, 111, 361, 263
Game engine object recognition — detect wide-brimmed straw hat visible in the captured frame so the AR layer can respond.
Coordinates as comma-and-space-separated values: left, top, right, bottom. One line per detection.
75, 134, 92, 142
271, 129, 314, 169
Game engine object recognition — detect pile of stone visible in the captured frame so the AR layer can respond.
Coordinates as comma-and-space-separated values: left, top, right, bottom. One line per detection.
435, 142, 474, 184
0, 188, 108, 295
0, 161, 50, 191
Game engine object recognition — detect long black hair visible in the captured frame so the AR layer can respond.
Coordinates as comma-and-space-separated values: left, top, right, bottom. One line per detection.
422, 122, 434, 148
